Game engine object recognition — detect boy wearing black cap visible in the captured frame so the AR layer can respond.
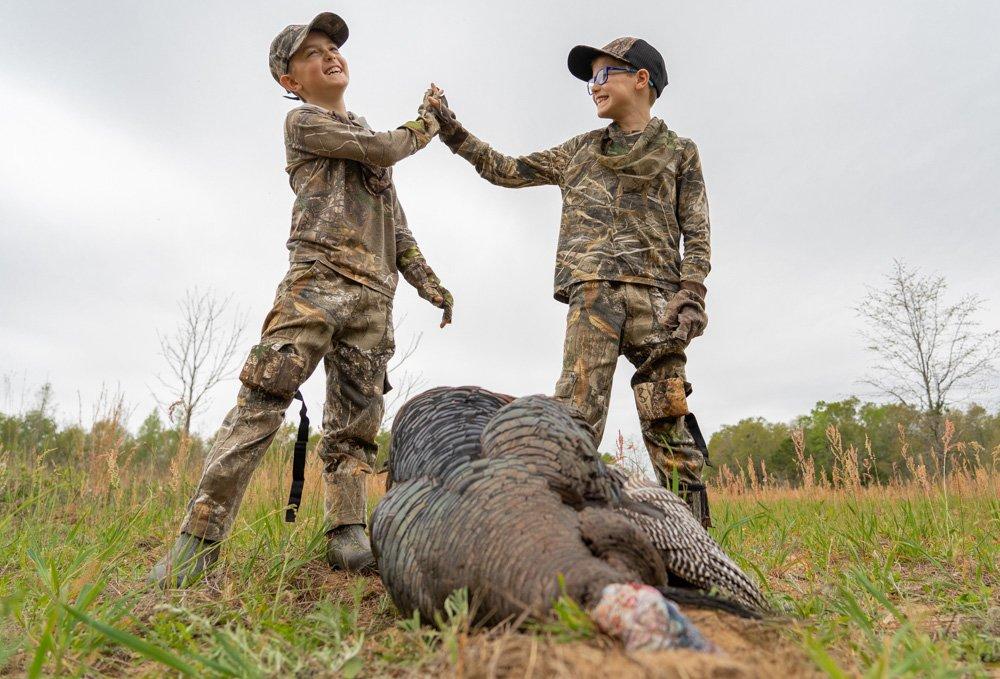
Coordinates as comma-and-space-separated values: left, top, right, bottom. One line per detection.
149, 12, 452, 587
431, 37, 713, 526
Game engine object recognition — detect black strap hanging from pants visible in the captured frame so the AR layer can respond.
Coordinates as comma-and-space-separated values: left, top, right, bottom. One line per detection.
684, 412, 710, 466
682, 411, 712, 527
285, 390, 310, 522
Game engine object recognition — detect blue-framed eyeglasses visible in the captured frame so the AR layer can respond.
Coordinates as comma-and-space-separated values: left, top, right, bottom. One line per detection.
587, 66, 638, 94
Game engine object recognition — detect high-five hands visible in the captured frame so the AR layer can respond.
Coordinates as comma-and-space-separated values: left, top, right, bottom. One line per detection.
425, 83, 466, 147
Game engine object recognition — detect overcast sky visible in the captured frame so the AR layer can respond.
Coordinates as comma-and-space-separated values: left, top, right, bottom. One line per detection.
2, 1, 998, 451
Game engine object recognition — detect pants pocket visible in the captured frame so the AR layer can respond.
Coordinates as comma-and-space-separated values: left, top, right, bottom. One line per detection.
239, 343, 305, 400
633, 377, 689, 421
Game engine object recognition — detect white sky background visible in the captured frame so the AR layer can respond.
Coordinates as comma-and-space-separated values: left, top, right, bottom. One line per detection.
2, 1, 999, 450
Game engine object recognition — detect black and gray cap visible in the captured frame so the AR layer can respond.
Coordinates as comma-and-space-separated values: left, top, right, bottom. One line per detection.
269, 12, 349, 84
567, 37, 668, 97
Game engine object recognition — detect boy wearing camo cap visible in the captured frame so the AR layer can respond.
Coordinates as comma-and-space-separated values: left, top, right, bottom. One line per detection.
150, 12, 451, 587
430, 37, 713, 525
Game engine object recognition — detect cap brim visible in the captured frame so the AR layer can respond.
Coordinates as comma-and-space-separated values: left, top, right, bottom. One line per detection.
289, 12, 350, 57
567, 44, 634, 81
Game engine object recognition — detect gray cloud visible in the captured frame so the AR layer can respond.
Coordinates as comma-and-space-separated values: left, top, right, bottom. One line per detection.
2, 0, 998, 450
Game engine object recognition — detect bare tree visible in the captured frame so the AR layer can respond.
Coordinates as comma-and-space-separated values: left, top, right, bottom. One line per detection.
156, 289, 247, 436
856, 260, 1000, 447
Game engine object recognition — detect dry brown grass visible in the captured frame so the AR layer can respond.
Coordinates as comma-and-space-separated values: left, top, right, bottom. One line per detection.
711, 418, 1000, 502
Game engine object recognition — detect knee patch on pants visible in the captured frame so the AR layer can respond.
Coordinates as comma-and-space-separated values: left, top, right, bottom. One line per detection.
634, 377, 689, 421
239, 343, 305, 400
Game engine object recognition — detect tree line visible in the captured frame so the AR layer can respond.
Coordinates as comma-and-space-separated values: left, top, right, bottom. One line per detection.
0, 384, 387, 473
706, 397, 999, 483
4, 383, 997, 490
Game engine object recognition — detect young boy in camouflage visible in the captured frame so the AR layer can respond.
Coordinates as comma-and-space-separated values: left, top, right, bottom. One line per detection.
430, 37, 713, 525
150, 12, 452, 587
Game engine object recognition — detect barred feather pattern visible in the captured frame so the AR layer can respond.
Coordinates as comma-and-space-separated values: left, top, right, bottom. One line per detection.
610, 467, 768, 612
480, 394, 622, 507
386, 385, 513, 487
373, 386, 768, 632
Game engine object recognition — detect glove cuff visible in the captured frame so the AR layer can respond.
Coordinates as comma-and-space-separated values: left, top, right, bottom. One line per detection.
399, 255, 441, 292
400, 120, 433, 149
679, 279, 707, 300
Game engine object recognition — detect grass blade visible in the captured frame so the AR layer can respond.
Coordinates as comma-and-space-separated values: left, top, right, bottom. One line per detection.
59, 600, 199, 676
26, 629, 52, 679
803, 634, 850, 679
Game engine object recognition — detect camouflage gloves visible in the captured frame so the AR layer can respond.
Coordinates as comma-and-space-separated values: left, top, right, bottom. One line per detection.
418, 86, 442, 137
398, 246, 453, 328
426, 84, 468, 152
665, 282, 708, 342
400, 87, 442, 148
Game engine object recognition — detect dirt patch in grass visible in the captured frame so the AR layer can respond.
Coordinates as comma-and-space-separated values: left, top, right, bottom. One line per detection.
273, 567, 821, 678
283, 568, 814, 678
442, 610, 820, 679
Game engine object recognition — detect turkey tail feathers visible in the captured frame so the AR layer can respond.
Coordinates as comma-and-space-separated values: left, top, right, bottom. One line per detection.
654, 585, 764, 620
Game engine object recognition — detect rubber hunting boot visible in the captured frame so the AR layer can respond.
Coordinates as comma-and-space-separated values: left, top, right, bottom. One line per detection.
326, 524, 377, 573
147, 532, 220, 589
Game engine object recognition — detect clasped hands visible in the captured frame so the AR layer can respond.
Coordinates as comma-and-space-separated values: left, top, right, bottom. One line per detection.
420, 84, 462, 142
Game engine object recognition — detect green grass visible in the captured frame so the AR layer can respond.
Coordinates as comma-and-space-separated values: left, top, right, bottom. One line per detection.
714, 488, 999, 677
1, 449, 997, 677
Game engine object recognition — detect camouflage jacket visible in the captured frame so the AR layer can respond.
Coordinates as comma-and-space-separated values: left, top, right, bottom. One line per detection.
284, 104, 431, 296
451, 117, 710, 302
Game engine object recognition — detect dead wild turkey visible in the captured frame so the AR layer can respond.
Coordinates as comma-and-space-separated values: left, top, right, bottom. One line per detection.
371, 386, 767, 650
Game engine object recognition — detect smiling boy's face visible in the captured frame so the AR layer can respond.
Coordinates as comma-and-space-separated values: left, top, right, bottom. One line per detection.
279, 31, 349, 103
590, 55, 650, 121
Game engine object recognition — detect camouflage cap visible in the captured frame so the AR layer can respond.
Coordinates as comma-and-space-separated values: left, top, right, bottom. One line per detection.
567, 37, 668, 97
269, 12, 349, 84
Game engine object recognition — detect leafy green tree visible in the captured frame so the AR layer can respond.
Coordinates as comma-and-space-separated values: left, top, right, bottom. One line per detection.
0, 383, 60, 457
134, 410, 186, 465
707, 417, 792, 480
793, 398, 865, 473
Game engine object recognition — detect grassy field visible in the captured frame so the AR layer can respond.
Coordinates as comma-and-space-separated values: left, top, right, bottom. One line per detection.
1, 428, 998, 677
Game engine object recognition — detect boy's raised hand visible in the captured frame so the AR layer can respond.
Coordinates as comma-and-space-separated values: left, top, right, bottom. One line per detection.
414, 86, 442, 140
426, 84, 466, 147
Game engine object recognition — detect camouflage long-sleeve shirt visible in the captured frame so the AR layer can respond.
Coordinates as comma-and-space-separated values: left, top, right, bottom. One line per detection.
284, 104, 431, 296
451, 117, 710, 302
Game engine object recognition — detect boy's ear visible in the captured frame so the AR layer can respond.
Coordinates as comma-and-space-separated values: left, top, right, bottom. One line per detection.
279, 73, 302, 98
635, 68, 650, 92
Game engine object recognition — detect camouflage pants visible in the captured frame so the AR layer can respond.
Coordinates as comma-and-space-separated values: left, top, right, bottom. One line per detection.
553, 281, 704, 487
181, 261, 394, 542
